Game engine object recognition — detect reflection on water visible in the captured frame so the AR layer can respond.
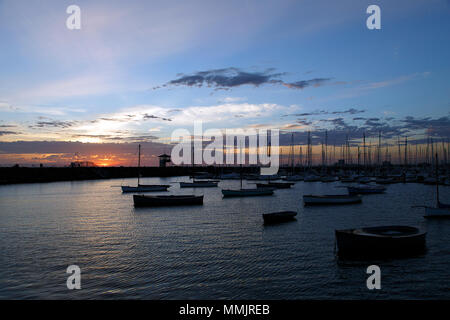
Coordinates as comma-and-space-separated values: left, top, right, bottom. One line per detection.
0, 177, 449, 299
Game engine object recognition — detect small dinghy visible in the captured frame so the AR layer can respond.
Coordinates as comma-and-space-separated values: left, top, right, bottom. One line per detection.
133, 195, 203, 207
346, 185, 386, 195
222, 188, 274, 197
335, 225, 426, 258
179, 181, 218, 188
424, 205, 450, 218
263, 211, 297, 224
303, 194, 362, 206
122, 184, 170, 193
256, 182, 294, 189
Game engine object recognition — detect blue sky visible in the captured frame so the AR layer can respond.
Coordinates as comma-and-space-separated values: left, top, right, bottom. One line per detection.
0, 0, 449, 165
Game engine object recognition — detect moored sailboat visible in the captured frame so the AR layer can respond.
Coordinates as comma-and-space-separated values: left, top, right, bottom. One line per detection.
424, 154, 450, 218
133, 195, 204, 207
180, 180, 218, 188
303, 194, 362, 206
256, 181, 294, 189
121, 144, 170, 193
335, 225, 426, 258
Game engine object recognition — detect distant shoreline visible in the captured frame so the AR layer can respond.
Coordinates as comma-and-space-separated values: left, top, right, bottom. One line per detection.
0, 164, 441, 185
0, 166, 256, 185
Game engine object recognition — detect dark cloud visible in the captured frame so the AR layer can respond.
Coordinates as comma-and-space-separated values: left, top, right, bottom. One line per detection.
158, 67, 282, 90
71, 134, 159, 142
156, 67, 336, 91
288, 108, 365, 117
31, 121, 76, 129
143, 114, 172, 121
401, 116, 450, 137
331, 108, 365, 115
283, 78, 331, 89
277, 115, 449, 147
296, 118, 313, 126
0, 130, 18, 136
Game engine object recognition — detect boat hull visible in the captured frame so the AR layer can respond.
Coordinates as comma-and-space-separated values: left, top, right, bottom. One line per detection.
222, 189, 274, 197
347, 186, 386, 195
133, 195, 203, 207
263, 211, 297, 224
256, 182, 293, 189
179, 182, 218, 188
303, 195, 362, 206
335, 226, 426, 258
424, 206, 450, 218
122, 185, 169, 193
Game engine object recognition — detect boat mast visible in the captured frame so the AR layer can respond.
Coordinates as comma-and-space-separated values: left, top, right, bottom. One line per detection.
290, 133, 295, 175
404, 136, 408, 169
137, 144, 141, 186
436, 153, 439, 207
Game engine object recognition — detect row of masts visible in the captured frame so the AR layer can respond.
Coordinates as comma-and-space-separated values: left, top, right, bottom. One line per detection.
185, 131, 449, 168
284, 131, 449, 168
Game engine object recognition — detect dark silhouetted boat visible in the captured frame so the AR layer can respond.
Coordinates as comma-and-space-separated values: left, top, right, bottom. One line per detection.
335, 225, 426, 258
222, 188, 274, 197
346, 185, 386, 195
303, 194, 362, 206
133, 195, 203, 207
179, 181, 218, 188
121, 144, 170, 193
263, 211, 297, 224
256, 182, 294, 189
424, 153, 450, 219
122, 185, 170, 193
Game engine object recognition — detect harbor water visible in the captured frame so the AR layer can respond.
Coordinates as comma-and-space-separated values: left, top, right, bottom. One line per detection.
0, 177, 449, 299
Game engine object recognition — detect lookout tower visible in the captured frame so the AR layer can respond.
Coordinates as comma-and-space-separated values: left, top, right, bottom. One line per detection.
158, 154, 171, 168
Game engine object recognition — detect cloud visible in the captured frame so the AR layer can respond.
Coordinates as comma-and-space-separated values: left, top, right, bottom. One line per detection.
0, 130, 18, 136
287, 108, 365, 117
156, 67, 338, 91
157, 67, 283, 90
31, 121, 77, 129
0, 101, 85, 116
0, 140, 170, 166
283, 78, 331, 89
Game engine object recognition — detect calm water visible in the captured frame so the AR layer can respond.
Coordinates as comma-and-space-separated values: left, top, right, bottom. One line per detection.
0, 177, 449, 299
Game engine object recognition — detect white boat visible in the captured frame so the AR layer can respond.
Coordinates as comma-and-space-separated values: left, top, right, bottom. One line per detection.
303, 194, 362, 205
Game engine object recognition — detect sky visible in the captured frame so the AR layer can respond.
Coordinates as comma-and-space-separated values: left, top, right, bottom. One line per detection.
0, 0, 449, 166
